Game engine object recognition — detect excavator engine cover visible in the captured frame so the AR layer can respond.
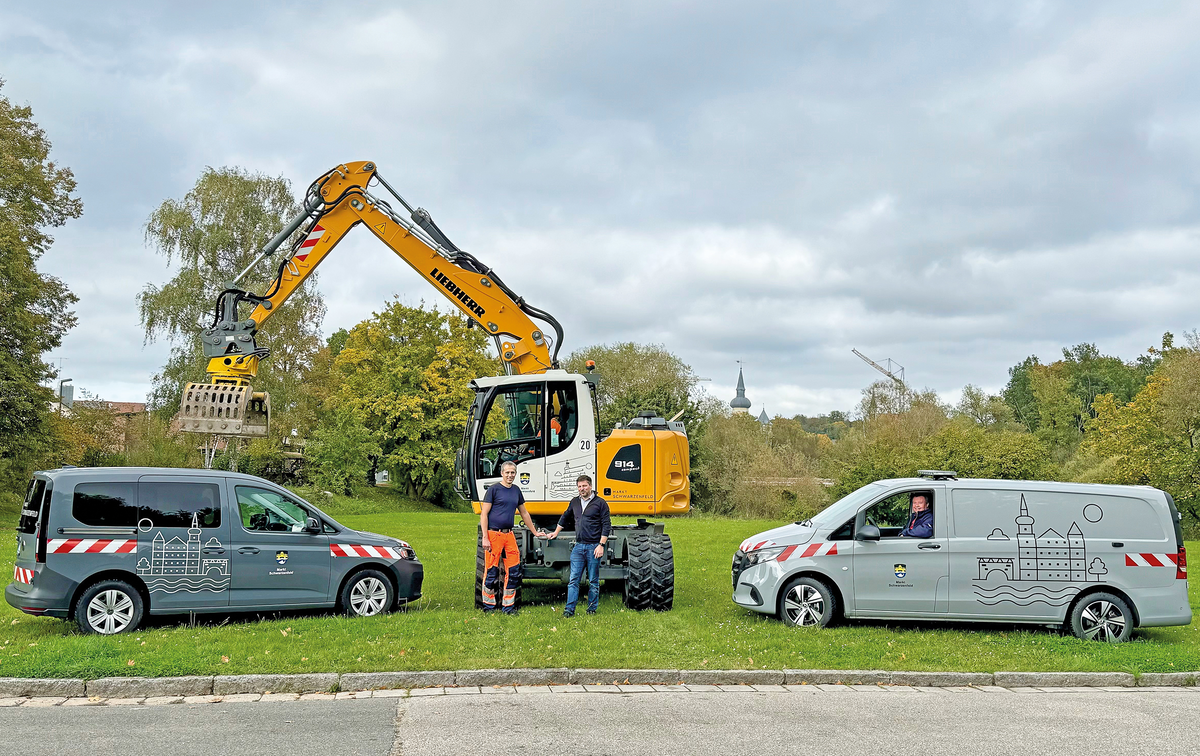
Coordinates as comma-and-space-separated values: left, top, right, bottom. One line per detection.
174, 383, 270, 438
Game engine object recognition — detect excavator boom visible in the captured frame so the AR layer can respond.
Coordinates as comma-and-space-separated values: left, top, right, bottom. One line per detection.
177, 161, 562, 436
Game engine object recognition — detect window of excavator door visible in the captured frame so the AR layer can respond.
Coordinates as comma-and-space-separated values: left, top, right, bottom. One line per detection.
547, 382, 578, 454
477, 384, 544, 478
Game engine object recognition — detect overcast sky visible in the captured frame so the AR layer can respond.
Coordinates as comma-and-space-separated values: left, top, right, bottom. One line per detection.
4, 1, 1200, 417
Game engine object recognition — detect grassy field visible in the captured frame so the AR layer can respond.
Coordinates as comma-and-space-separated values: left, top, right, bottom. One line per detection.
1, 487, 1197, 679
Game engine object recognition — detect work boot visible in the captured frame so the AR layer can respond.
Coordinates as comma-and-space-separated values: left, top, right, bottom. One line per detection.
562, 610, 575, 618
586, 609, 596, 615
481, 605, 496, 613
502, 606, 517, 616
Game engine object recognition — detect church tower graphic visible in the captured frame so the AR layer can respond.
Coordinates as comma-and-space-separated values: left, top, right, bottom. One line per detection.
136, 512, 229, 581
1016, 495, 1037, 580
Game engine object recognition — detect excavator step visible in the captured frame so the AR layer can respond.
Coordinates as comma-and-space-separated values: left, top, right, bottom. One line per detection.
174, 383, 270, 437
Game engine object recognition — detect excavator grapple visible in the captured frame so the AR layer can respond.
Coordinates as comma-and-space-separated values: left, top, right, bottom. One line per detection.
174, 383, 270, 437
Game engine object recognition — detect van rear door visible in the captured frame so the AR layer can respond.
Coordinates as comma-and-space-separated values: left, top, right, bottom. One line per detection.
12, 477, 49, 590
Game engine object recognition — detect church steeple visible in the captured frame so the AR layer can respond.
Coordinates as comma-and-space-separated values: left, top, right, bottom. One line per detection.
730, 367, 751, 413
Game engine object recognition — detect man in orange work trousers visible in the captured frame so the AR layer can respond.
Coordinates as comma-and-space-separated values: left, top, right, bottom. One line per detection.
479, 461, 545, 614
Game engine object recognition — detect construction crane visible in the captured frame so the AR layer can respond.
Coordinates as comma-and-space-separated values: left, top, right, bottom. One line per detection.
852, 348, 905, 387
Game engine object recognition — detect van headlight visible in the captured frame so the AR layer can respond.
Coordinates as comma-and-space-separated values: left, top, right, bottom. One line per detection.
744, 546, 785, 566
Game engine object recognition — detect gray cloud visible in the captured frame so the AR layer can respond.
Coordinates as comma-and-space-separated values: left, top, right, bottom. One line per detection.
4, 0, 1200, 417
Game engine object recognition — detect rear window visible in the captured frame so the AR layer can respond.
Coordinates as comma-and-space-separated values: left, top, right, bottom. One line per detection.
138, 481, 221, 529
72, 482, 138, 528
17, 479, 47, 534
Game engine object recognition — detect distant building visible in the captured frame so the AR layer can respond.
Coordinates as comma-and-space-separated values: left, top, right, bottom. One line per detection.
758, 408, 770, 426
730, 368, 752, 414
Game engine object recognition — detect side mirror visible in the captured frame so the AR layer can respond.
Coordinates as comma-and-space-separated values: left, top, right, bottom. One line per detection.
856, 523, 881, 541
305, 517, 322, 533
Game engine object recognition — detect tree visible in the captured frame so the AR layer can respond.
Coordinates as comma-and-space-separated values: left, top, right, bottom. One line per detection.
918, 422, 1054, 480
954, 384, 1018, 431
328, 300, 499, 501
1001, 356, 1040, 430
563, 342, 713, 433
306, 405, 378, 496
0, 81, 81, 490
1084, 351, 1200, 532
138, 167, 325, 440
1028, 364, 1083, 454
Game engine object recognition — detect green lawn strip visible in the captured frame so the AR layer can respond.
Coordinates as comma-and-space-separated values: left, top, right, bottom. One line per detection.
1, 507, 1196, 678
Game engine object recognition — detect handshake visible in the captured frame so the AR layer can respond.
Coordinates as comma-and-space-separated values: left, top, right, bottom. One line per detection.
535, 529, 558, 540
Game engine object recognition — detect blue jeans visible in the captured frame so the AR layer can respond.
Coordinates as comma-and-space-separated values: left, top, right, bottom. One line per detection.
565, 541, 601, 613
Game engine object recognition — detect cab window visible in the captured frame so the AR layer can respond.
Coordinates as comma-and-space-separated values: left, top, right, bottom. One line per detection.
859, 490, 933, 538
478, 385, 544, 478
547, 382, 579, 454
236, 486, 312, 533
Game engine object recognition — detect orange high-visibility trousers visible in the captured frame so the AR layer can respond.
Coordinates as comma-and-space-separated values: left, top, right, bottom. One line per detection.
482, 530, 522, 610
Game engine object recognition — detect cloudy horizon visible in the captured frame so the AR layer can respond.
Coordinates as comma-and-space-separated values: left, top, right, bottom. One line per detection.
4, 1, 1199, 418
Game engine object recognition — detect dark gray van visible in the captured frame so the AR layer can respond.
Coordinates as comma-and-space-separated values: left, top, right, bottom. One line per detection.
7, 467, 423, 634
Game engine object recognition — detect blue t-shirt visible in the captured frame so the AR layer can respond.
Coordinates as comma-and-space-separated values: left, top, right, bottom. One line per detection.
483, 483, 525, 530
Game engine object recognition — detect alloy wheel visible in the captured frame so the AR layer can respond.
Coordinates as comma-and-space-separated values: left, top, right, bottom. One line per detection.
1080, 599, 1126, 642
350, 577, 388, 616
86, 590, 135, 635
783, 584, 825, 627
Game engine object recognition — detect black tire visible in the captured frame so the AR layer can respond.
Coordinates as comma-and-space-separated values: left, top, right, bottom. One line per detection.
778, 576, 838, 628
624, 534, 652, 610
1069, 592, 1134, 642
649, 533, 675, 611
475, 526, 486, 609
341, 569, 394, 618
75, 579, 143, 635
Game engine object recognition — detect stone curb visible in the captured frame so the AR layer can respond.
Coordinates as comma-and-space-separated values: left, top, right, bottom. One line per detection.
993, 672, 1135, 688
86, 676, 213, 698
3, 669, 1196, 698
213, 674, 338, 695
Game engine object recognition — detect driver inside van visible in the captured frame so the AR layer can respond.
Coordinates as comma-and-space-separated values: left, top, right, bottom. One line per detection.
899, 493, 933, 538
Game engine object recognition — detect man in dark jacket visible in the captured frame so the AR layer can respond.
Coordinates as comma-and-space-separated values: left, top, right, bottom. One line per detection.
545, 474, 612, 617
899, 493, 934, 538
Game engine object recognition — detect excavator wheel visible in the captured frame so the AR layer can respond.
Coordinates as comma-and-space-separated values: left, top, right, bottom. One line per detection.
649, 533, 675, 611
623, 534, 653, 611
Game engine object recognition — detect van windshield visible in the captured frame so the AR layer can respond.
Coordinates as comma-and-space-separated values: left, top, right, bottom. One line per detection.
17, 478, 47, 534
807, 482, 888, 528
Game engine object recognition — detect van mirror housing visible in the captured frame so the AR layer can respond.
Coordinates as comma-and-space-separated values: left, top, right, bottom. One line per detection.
305, 517, 321, 533
856, 523, 881, 541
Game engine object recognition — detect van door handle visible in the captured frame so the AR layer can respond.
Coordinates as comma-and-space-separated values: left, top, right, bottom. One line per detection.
203, 547, 225, 555
238, 547, 260, 555
917, 543, 941, 550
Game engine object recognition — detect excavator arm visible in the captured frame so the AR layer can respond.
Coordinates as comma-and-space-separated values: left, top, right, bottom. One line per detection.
177, 160, 563, 436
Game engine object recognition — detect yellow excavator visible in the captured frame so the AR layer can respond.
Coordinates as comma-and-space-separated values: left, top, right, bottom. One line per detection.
177, 161, 687, 609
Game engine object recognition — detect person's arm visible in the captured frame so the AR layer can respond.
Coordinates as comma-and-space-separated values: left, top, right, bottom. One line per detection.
517, 501, 541, 537
479, 494, 493, 552
594, 499, 612, 558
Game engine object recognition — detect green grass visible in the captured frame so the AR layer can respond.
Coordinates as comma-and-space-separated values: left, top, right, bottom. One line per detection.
1, 493, 1197, 679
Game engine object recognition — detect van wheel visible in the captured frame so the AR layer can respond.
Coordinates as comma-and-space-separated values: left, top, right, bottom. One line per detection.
779, 577, 837, 628
1069, 592, 1133, 642
342, 570, 394, 618
75, 580, 143, 635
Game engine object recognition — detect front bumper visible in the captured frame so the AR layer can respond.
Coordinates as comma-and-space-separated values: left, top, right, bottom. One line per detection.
731, 554, 779, 615
390, 558, 424, 603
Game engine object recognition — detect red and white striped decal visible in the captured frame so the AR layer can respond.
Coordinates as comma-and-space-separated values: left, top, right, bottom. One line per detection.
740, 539, 773, 553
777, 542, 838, 561
1125, 552, 1178, 568
330, 543, 404, 559
293, 225, 326, 263
13, 565, 33, 585
46, 538, 137, 555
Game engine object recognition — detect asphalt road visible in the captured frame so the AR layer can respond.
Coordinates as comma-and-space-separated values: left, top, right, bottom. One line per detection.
2, 689, 1198, 756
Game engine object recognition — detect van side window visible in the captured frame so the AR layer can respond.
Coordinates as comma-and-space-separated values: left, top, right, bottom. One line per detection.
236, 486, 311, 533
17, 479, 47, 534
72, 483, 137, 528
138, 482, 221, 528
829, 518, 855, 541
861, 490, 933, 538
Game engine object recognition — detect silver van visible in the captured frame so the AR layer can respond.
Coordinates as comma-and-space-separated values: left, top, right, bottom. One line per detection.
731, 472, 1190, 641
7, 467, 423, 634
